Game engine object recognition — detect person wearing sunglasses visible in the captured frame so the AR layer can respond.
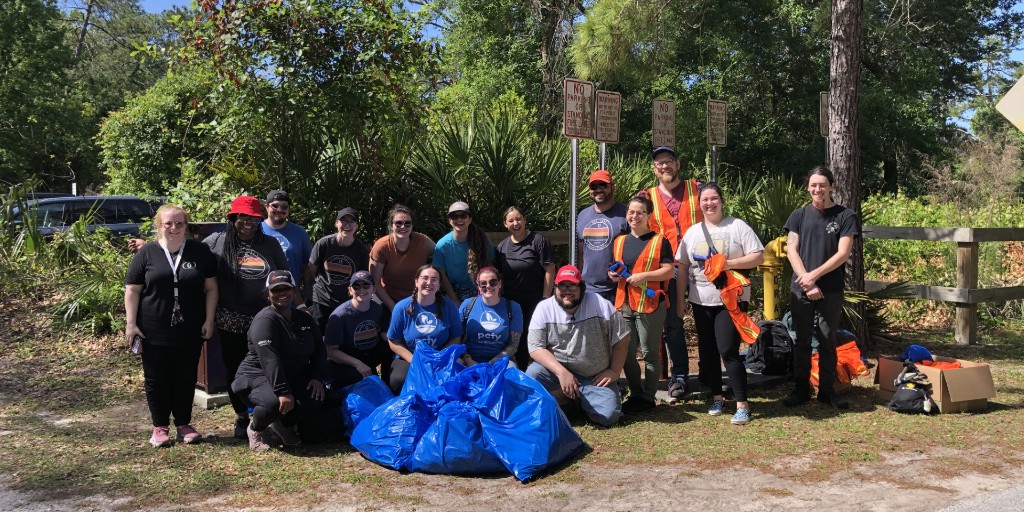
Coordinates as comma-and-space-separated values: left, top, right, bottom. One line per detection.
306, 207, 370, 334
458, 267, 524, 368
576, 169, 628, 303
369, 204, 435, 313
125, 204, 218, 447
262, 190, 313, 299
495, 206, 555, 370
433, 201, 494, 302
203, 195, 290, 440
526, 265, 629, 427
322, 271, 392, 390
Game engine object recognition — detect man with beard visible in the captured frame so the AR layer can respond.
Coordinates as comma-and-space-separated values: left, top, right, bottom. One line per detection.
263, 190, 313, 301
645, 147, 703, 401
526, 265, 629, 427
576, 169, 628, 303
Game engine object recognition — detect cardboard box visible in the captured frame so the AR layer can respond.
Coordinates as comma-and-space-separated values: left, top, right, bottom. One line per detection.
875, 356, 996, 413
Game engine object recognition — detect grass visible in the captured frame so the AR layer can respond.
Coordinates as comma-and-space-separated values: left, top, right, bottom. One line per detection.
1, 298, 1023, 508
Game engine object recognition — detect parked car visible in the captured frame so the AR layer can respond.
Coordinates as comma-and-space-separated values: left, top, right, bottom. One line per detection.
10, 196, 162, 239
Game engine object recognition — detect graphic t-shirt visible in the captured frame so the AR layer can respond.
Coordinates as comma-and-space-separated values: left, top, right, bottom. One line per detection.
459, 297, 524, 361
324, 300, 389, 368
203, 232, 289, 316
124, 240, 218, 346
387, 296, 463, 352
369, 232, 434, 302
309, 235, 370, 309
433, 232, 494, 298
783, 204, 859, 294
576, 203, 628, 294
677, 218, 764, 305
495, 231, 554, 304
262, 221, 312, 280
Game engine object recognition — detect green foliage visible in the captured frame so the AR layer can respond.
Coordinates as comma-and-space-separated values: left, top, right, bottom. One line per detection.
163, 160, 240, 222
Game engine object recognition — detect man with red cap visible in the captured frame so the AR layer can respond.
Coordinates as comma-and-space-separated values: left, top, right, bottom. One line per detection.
526, 265, 629, 427
576, 169, 628, 303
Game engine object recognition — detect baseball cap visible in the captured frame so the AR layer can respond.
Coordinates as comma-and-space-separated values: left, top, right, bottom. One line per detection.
336, 207, 359, 222
266, 270, 295, 291
227, 196, 263, 219
266, 190, 290, 204
588, 169, 614, 185
652, 146, 676, 160
554, 265, 582, 285
350, 270, 373, 286
448, 201, 470, 214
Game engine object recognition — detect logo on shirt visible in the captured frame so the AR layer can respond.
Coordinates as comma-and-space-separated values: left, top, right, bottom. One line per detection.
353, 320, 379, 351
182, 261, 196, 270
826, 221, 839, 234
583, 218, 615, 251
479, 310, 503, 331
237, 248, 270, 279
323, 254, 355, 285
257, 339, 271, 347
415, 311, 439, 334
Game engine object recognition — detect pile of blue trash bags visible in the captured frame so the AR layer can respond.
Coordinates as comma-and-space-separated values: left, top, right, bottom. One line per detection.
339, 342, 587, 482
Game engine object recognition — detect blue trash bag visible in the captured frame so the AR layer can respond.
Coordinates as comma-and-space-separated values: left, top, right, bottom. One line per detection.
401, 342, 466, 396
339, 375, 394, 437
476, 367, 587, 482
349, 393, 434, 470
408, 401, 507, 475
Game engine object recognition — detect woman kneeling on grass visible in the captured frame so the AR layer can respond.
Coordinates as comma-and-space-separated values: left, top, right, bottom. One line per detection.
323, 271, 393, 390
124, 204, 218, 448
458, 267, 524, 368
386, 265, 463, 394
232, 270, 327, 451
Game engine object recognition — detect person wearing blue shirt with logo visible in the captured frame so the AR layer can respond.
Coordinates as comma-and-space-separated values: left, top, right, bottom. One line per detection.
386, 265, 463, 394
458, 267, 524, 367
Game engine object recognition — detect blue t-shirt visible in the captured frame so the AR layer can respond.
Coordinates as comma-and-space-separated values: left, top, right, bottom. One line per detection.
433, 232, 495, 298
576, 203, 628, 293
387, 296, 463, 352
459, 297, 524, 361
262, 221, 313, 281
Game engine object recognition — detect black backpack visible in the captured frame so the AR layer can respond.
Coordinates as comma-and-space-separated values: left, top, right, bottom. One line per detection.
886, 361, 937, 414
745, 320, 793, 375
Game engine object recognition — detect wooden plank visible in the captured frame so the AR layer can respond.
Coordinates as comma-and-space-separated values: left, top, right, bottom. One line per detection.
486, 230, 572, 247
956, 242, 979, 346
862, 225, 1024, 243
864, 280, 968, 302
967, 228, 1024, 242
970, 286, 1024, 302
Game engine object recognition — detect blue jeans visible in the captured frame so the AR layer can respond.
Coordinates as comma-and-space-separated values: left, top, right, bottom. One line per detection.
526, 362, 622, 427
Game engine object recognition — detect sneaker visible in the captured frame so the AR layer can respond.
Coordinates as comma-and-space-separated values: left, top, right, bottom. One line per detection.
782, 390, 811, 407
176, 424, 202, 444
149, 426, 171, 448
668, 376, 687, 400
247, 424, 270, 452
731, 408, 751, 425
268, 421, 302, 446
233, 416, 250, 440
621, 397, 657, 414
818, 394, 850, 409
707, 399, 725, 416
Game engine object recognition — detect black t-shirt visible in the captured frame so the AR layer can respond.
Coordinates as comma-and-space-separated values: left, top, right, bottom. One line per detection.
495, 231, 554, 303
236, 306, 327, 396
784, 204, 859, 294
309, 235, 370, 309
622, 231, 674, 270
125, 240, 218, 346
203, 232, 289, 316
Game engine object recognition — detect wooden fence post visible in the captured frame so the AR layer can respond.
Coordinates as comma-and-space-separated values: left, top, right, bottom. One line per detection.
956, 241, 979, 345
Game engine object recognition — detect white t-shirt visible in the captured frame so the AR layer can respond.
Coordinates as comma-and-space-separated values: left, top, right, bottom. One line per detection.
676, 217, 764, 306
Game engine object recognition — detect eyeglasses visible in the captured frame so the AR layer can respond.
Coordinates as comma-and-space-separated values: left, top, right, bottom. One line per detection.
268, 202, 289, 211
417, 276, 440, 284
161, 221, 186, 229
339, 218, 357, 225
477, 279, 499, 289
556, 283, 580, 292
653, 159, 677, 167
393, 221, 412, 227
351, 283, 372, 290
589, 182, 609, 190
448, 212, 469, 220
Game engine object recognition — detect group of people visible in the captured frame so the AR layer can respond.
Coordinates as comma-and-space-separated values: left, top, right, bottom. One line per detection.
124, 148, 858, 449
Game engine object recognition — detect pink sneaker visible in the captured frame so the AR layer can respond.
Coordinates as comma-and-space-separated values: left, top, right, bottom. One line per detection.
247, 424, 270, 452
176, 424, 202, 444
149, 426, 171, 448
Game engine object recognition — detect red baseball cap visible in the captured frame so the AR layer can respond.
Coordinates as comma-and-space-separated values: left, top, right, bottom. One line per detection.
227, 195, 263, 219
588, 169, 613, 185
555, 265, 582, 285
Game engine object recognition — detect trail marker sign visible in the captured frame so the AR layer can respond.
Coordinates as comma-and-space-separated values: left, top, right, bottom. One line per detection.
652, 99, 675, 147
563, 78, 594, 139
595, 91, 621, 144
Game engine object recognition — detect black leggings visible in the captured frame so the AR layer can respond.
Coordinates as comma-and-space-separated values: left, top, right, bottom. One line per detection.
691, 302, 748, 403
388, 358, 409, 395
218, 328, 251, 417
141, 343, 203, 427
790, 290, 844, 398
237, 376, 324, 431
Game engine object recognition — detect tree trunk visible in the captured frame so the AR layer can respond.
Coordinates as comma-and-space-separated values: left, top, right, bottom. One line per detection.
828, 0, 869, 345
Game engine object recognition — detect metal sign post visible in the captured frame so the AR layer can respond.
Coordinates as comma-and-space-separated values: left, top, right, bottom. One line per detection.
706, 99, 728, 183
563, 78, 595, 267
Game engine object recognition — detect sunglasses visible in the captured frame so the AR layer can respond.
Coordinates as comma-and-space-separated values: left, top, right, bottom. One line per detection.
393, 221, 412, 227
477, 279, 499, 289
236, 216, 260, 225
556, 283, 580, 292
351, 283, 372, 290
268, 202, 290, 211
448, 212, 470, 220
339, 218, 357, 225
161, 221, 186, 229
589, 182, 609, 190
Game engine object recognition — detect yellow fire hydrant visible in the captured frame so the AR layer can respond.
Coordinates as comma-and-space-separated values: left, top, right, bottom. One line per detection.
758, 235, 788, 320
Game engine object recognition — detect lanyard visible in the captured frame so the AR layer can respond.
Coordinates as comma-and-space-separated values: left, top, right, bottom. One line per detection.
161, 242, 185, 299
